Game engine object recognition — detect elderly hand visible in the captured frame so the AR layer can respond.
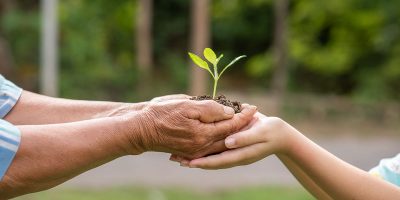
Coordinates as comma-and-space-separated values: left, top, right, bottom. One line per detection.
102, 94, 191, 118
124, 99, 257, 159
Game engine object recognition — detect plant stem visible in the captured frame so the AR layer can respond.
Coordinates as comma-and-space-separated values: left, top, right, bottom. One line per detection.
212, 62, 219, 99
213, 78, 218, 99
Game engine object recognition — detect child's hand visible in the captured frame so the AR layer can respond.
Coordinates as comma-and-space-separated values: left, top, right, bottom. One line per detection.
171, 112, 294, 169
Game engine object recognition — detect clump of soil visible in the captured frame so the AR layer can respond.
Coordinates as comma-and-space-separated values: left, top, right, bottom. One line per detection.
190, 94, 242, 113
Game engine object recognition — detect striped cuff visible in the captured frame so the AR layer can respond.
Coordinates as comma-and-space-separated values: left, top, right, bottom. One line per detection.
0, 75, 22, 118
369, 153, 400, 186
0, 120, 21, 180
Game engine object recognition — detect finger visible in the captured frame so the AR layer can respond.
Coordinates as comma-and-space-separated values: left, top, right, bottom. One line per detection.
180, 159, 190, 167
169, 155, 191, 167
254, 111, 268, 118
210, 104, 257, 140
189, 143, 269, 170
186, 100, 236, 123
202, 140, 228, 158
179, 140, 227, 160
174, 155, 188, 162
174, 140, 227, 165
239, 115, 259, 132
173, 156, 190, 167
225, 123, 266, 149
170, 155, 192, 167
169, 154, 180, 162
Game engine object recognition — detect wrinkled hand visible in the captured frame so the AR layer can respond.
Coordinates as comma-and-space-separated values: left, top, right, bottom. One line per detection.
105, 94, 191, 117
130, 99, 257, 159
172, 112, 291, 169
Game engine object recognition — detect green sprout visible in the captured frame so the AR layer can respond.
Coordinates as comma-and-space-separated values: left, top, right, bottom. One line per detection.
188, 48, 246, 99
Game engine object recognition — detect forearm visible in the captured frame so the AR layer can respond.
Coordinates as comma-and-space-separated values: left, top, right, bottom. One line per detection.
4, 91, 148, 125
0, 116, 142, 199
285, 128, 400, 200
277, 154, 333, 200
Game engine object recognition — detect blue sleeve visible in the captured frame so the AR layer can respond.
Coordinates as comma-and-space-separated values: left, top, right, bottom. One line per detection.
0, 75, 22, 118
0, 75, 22, 180
0, 120, 21, 180
369, 153, 400, 187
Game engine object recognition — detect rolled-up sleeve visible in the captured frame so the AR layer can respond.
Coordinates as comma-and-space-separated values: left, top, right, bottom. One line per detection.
0, 75, 22, 180
369, 153, 400, 187
0, 75, 22, 118
0, 120, 21, 180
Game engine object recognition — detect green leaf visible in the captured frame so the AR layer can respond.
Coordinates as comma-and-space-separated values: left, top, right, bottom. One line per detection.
203, 48, 217, 65
218, 55, 247, 78
188, 52, 215, 78
188, 52, 209, 70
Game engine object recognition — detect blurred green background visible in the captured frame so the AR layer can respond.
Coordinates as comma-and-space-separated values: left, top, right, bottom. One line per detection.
2, 0, 400, 102
1, 0, 400, 199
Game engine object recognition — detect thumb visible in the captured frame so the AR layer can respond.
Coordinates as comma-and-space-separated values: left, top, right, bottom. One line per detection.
188, 100, 235, 123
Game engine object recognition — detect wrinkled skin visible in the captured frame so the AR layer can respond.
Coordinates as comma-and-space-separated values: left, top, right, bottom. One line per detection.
127, 99, 257, 159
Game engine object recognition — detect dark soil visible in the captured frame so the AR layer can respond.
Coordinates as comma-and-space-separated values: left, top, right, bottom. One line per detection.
190, 94, 242, 113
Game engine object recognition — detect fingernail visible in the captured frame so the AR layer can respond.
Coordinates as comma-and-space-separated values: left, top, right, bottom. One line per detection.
225, 138, 236, 148
250, 105, 257, 110
224, 106, 235, 115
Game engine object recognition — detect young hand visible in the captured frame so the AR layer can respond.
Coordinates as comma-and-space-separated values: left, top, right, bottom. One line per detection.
173, 112, 295, 169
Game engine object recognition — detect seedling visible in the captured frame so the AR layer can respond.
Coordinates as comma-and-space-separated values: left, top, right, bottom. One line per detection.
188, 48, 246, 99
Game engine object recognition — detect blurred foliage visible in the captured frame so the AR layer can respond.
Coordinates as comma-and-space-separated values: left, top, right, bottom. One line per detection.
0, 5, 40, 87
58, 0, 138, 101
153, 0, 191, 94
0, 0, 399, 102
15, 186, 312, 200
288, 0, 400, 102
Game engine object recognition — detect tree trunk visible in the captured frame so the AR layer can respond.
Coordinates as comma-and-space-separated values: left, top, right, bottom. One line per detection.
189, 0, 210, 96
271, 0, 289, 113
0, 37, 14, 78
40, 0, 59, 97
136, 0, 153, 99
0, 0, 15, 11
136, 0, 153, 73
0, 0, 16, 78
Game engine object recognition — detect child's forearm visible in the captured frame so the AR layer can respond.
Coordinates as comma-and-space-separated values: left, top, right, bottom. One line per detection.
285, 128, 400, 200
183, 113, 400, 199
277, 154, 333, 199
